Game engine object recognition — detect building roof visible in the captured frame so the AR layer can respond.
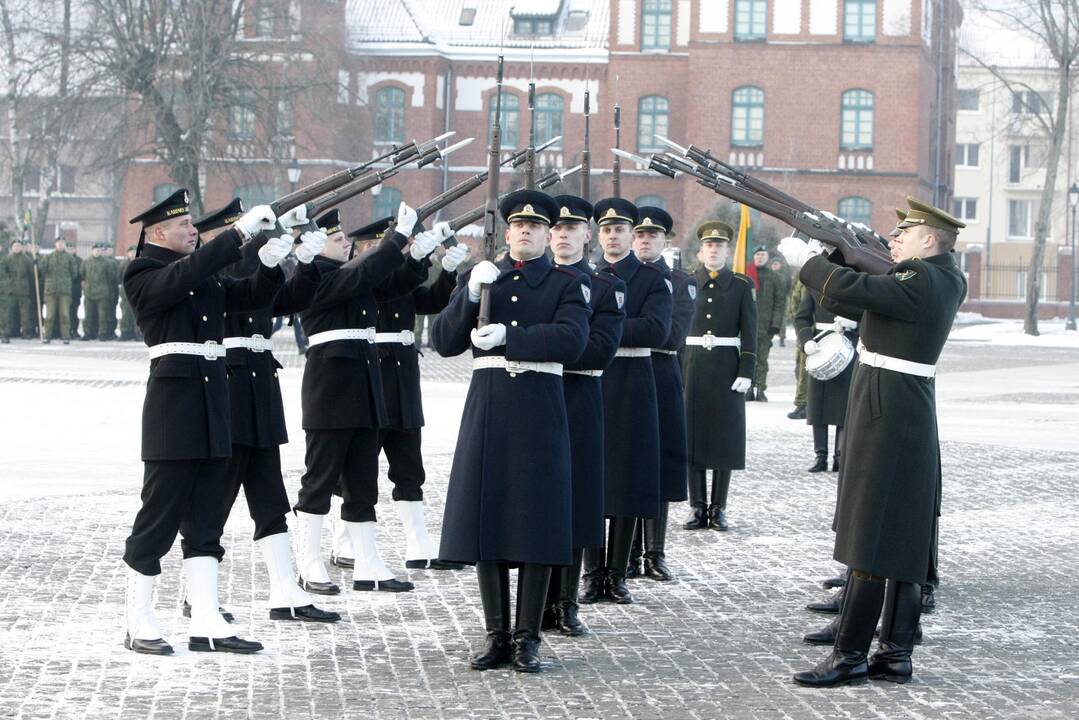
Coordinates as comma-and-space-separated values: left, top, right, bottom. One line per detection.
346, 0, 609, 56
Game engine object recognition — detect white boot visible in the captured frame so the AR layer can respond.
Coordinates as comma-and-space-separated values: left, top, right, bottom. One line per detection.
257, 532, 341, 623
330, 496, 354, 568
292, 510, 339, 594
184, 556, 262, 653
124, 567, 172, 654
345, 521, 414, 592
394, 500, 439, 566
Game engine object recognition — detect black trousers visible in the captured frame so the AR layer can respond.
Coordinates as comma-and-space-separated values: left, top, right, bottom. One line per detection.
123, 459, 229, 576
379, 428, 425, 502
296, 428, 380, 522
222, 444, 291, 541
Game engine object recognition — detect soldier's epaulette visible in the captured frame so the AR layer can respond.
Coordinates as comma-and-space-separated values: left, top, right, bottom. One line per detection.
732, 272, 751, 283
638, 263, 663, 275
552, 266, 580, 280
591, 270, 616, 288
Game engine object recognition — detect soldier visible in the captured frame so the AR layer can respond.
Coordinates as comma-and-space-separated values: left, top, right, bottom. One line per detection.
0, 241, 10, 342
82, 244, 117, 340
542, 194, 625, 636
118, 245, 140, 340
770, 257, 791, 347
186, 198, 338, 625
40, 236, 79, 344
626, 207, 695, 582
70, 248, 83, 339
781, 197, 966, 687
786, 277, 809, 420
579, 198, 672, 606
432, 189, 589, 673
682, 222, 757, 532
122, 188, 287, 655
3, 240, 34, 338
747, 245, 784, 401
293, 205, 429, 596
794, 291, 858, 473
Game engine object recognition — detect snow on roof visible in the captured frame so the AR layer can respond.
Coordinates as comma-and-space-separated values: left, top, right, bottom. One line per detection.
346, 0, 609, 53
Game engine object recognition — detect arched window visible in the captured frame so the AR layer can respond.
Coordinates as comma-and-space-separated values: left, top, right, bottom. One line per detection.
641, 0, 672, 50
234, 184, 275, 207
488, 92, 520, 148
635, 194, 667, 211
637, 96, 669, 152
837, 196, 872, 225
535, 93, 564, 148
840, 89, 874, 150
374, 87, 406, 144
373, 186, 403, 220
844, 0, 877, 42
731, 86, 764, 146
153, 183, 181, 203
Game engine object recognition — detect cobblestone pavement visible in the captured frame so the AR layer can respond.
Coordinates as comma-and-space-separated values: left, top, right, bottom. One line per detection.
1, 338, 1078, 719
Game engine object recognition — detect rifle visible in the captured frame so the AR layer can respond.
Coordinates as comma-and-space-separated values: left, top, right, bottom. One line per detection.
446, 165, 582, 232
478, 40, 505, 327
612, 76, 621, 198
581, 87, 591, 202
524, 45, 537, 190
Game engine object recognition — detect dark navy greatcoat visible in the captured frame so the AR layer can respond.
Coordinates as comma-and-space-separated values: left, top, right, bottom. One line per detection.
649, 259, 696, 502
560, 258, 625, 550
802, 252, 966, 584
432, 254, 590, 566
376, 259, 457, 430
123, 231, 285, 461
299, 232, 414, 431
224, 243, 321, 448
793, 290, 858, 428
595, 252, 673, 520
683, 266, 757, 471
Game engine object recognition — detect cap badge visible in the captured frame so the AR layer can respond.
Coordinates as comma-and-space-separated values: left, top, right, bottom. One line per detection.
523, 204, 534, 215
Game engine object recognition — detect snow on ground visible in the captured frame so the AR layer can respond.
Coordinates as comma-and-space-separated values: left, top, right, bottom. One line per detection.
950, 318, 1079, 348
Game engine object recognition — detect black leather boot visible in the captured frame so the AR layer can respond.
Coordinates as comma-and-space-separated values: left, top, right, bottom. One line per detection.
787, 406, 806, 420
921, 583, 936, 613
808, 425, 828, 472
806, 587, 844, 614
708, 470, 731, 531
745, 386, 757, 401
643, 502, 673, 581
556, 549, 585, 637
823, 575, 847, 589
756, 389, 768, 402
803, 615, 839, 645
869, 580, 921, 683
604, 517, 635, 604
512, 564, 551, 673
832, 426, 844, 472
626, 520, 643, 579
794, 573, 886, 688
470, 562, 511, 671
683, 467, 709, 530
579, 545, 606, 604
542, 570, 561, 632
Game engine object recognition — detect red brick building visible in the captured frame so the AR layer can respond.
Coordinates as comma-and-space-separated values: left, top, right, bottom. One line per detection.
115, 0, 961, 251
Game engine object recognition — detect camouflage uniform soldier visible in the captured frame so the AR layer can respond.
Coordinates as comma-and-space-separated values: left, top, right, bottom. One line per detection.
40, 237, 79, 344
4, 240, 37, 338
82, 244, 118, 340
747, 246, 785, 401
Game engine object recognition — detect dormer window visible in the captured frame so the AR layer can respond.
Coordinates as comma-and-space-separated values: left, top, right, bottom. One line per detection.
511, 0, 563, 36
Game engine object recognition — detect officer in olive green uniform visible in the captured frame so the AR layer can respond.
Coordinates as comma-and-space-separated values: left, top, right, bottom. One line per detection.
41, 237, 79, 344
749, 246, 785, 401
82, 243, 118, 340
4, 240, 36, 338
787, 277, 808, 419
69, 251, 83, 339
118, 246, 139, 340
0, 243, 11, 342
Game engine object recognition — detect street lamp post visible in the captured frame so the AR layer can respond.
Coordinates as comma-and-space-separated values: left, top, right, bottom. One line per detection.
288, 158, 302, 194
1069, 183, 1078, 330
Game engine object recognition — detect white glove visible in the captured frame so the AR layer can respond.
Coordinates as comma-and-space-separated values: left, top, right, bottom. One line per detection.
467, 260, 500, 302
396, 201, 418, 237
731, 377, 752, 393
835, 317, 858, 332
470, 323, 507, 350
295, 230, 327, 264
804, 340, 820, 355
278, 205, 308, 229
442, 243, 470, 273
236, 205, 277, 238
258, 234, 293, 268
410, 227, 441, 261
777, 236, 824, 267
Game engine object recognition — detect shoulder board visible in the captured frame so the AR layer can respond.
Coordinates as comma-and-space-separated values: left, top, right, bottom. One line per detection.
732, 273, 751, 283
590, 271, 616, 287
638, 263, 663, 275
552, 266, 579, 279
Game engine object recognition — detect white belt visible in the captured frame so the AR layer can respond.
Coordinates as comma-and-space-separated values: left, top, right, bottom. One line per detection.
615, 347, 651, 358
473, 356, 563, 376
857, 342, 936, 378
686, 335, 740, 350
375, 330, 415, 346
223, 334, 274, 353
565, 369, 603, 377
148, 341, 226, 360
307, 327, 376, 347
651, 349, 678, 355
816, 321, 858, 331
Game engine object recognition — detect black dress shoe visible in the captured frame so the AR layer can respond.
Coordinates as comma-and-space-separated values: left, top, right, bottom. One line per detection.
921, 584, 936, 613
578, 570, 606, 604
330, 554, 354, 569
803, 616, 839, 645
787, 406, 806, 420
124, 633, 173, 655
806, 590, 843, 614
470, 632, 512, 670
745, 387, 757, 401
405, 558, 466, 570
807, 454, 828, 473
269, 604, 341, 623
823, 575, 847, 589
188, 636, 263, 654
756, 390, 768, 402
541, 605, 560, 631
625, 559, 642, 579
605, 574, 633, 604
512, 631, 542, 673
352, 578, 414, 592
707, 505, 728, 531
557, 602, 585, 637
793, 651, 868, 687
299, 577, 340, 595
683, 506, 709, 530
182, 601, 234, 623
643, 555, 673, 581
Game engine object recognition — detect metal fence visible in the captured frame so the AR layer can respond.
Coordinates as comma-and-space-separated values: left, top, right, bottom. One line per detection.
982, 262, 1058, 301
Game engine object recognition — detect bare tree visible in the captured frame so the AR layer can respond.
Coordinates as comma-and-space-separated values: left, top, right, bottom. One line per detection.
964, 0, 1079, 335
